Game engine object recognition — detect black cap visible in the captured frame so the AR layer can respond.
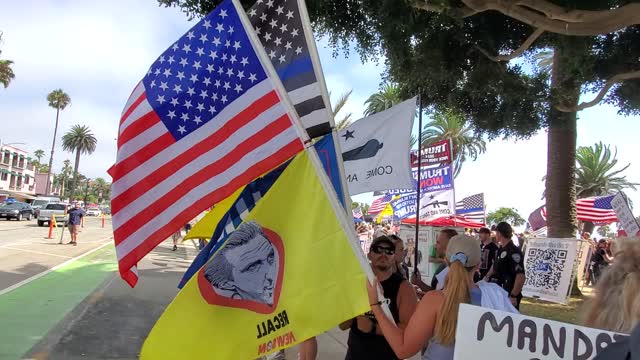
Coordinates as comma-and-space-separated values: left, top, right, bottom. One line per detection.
371, 236, 394, 248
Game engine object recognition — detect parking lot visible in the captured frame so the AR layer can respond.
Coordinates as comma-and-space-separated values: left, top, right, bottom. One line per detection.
0, 215, 113, 293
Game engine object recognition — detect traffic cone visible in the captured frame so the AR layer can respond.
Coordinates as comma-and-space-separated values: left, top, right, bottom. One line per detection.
48, 215, 56, 239
101, 213, 105, 228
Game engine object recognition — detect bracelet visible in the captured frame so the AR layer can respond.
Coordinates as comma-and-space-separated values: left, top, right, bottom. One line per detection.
370, 298, 390, 307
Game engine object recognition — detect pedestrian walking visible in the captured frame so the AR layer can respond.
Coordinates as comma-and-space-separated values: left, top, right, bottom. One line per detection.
66, 203, 84, 246
483, 222, 526, 309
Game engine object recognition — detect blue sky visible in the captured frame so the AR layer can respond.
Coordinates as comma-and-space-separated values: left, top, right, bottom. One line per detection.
1, 0, 638, 220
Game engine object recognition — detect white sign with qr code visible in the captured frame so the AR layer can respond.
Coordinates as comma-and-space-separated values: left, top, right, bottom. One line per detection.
522, 238, 578, 304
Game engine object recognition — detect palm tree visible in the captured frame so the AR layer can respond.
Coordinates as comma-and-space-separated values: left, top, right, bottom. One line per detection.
330, 90, 353, 130
0, 32, 15, 89
62, 125, 97, 200
421, 109, 486, 177
34, 149, 45, 163
92, 177, 109, 204
576, 142, 638, 198
45, 89, 71, 194
363, 82, 402, 116
59, 159, 72, 198
534, 49, 553, 74
575, 142, 638, 234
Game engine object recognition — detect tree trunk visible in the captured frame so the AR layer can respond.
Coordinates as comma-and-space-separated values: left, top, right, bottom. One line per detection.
45, 108, 60, 195
545, 44, 581, 239
582, 221, 596, 235
69, 149, 81, 201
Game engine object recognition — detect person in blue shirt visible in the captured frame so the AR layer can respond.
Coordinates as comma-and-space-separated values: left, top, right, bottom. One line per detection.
67, 203, 84, 246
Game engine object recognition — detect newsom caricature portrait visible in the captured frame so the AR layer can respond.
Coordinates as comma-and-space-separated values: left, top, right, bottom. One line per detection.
198, 221, 285, 313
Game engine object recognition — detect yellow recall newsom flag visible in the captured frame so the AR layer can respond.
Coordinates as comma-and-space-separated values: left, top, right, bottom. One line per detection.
141, 151, 369, 359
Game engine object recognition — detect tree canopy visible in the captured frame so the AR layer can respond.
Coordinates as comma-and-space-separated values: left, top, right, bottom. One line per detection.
486, 207, 526, 227
575, 141, 638, 198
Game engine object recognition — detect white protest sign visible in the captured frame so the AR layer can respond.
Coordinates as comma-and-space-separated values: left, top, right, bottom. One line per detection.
399, 225, 437, 285
611, 193, 639, 236
454, 304, 628, 360
522, 238, 578, 304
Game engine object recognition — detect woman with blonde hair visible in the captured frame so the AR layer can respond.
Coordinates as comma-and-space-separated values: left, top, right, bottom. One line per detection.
367, 235, 517, 359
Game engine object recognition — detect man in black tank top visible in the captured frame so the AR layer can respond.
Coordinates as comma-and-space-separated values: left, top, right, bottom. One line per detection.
341, 236, 417, 360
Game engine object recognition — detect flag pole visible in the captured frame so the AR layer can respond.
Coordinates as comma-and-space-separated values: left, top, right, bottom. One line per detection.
414, 93, 423, 274
450, 138, 457, 228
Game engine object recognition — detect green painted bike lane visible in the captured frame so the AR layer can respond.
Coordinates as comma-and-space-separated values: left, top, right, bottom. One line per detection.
0, 245, 117, 359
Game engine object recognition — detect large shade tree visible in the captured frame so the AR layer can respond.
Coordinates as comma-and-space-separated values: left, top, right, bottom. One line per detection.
159, 0, 640, 238
46, 89, 71, 195
62, 125, 97, 200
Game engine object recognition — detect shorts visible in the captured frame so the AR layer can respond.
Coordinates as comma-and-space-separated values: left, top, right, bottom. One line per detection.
68, 224, 80, 235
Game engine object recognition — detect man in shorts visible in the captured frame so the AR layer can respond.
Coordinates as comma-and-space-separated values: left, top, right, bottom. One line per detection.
67, 203, 84, 246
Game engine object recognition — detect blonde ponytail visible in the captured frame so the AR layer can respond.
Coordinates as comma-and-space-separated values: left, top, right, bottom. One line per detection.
434, 261, 471, 345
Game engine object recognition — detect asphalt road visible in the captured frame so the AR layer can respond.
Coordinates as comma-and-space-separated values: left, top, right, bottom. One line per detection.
0, 216, 113, 293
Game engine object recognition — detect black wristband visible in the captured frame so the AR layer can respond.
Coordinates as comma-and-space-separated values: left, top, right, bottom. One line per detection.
370, 298, 390, 307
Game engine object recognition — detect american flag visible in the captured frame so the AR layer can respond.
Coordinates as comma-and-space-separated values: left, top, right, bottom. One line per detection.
527, 205, 547, 231
576, 195, 618, 223
369, 194, 392, 214
249, 0, 332, 138
455, 193, 485, 222
352, 207, 363, 219
109, 0, 304, 287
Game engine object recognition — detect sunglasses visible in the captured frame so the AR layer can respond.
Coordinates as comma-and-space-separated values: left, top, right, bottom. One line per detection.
372, 245, 395, 256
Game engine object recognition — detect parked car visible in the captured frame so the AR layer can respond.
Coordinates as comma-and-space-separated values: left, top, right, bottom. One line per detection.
37, 203, 70, 227
86, 207, 102, 217
0, 202, 34, 221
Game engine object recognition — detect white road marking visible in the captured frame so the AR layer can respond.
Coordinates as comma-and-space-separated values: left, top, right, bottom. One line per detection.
0, 246, 73, 258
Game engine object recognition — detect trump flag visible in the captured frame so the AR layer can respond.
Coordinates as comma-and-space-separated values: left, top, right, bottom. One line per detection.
109, 0, 307, 287
141, 150, 370, 359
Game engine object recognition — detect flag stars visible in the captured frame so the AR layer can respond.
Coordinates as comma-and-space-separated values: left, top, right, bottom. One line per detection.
240, 57, 249, 66
173, 84, 182, 93
221, 95, 228, 103
186, 31, 195, 40
172, 44, 179, 51
264, 32, 272, 41
168, 56, 175, 64
190, 74, 199, 82
150, 80, 157, 88
226, 68, 234, 77
275, 5, 284, 15
170, 97, 179, 106
248, 73, 257, 82
217, 67, 225, 75
224, 40, 231, 48
196, 47, 205, 56
248, 8, 257, 17
199, 90, 208, 99
203, 77, 212, 86
214, 79, 221, 88
199, 33, 208, 43
234, 84, 243, 93
285, 10, 294, 19
206, 64, 215, 73
180, 58, 189, 67
266, 0, 274, 8
182, 44, 192, 53
167, 110, 176, 119
212, 37, 221, 46
159, 55, 166, 63
280, 23, 288, 33
193, 61, 202, 70
178, 125, 187, 134
278, 54, 286, 63
223, 82, 231, 90
216, 23, 224, 32
230, 54, 237, 64
237, 70, 245, 80
291, 28, 299, 37
203, 19, 212, 29
176, 71, 186, 81
209, 105, 217, 114
259, 13, 267, 22
212, 92, 219, 100
193, 115, 203, 125
196, 103, 205, 112
233, 41, 241, 51
160, 81, 169, 91
295, 46, 303, 55
274, 37, 282, 46
228, 26, 234, 34
221, 53, 228, 61
284, 42, 292, 50
268, 50, 276, 59
181, 113, 190, 121
155, 68, 161, 75
255, 26, 262, 35
163, 68, 172, 78
184, 100, 193, 109
269, 19, 278, 29
209, 52, 218, 61
187, 87, 196, 96
219, 9, 228, 18
156, 95, 166, 104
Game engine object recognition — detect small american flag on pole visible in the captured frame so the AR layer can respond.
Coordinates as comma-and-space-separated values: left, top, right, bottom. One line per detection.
109, 0, 305, 287
369, 194, 392, 214
455, 193, 485, 223
352, 207, 363, 219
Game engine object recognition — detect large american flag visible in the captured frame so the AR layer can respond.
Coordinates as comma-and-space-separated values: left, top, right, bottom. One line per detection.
532, 195, 618, 231
248, 0, 332, 138
455, 193, 485, 223
109, 0, 304, 287
369, 194, 392, 214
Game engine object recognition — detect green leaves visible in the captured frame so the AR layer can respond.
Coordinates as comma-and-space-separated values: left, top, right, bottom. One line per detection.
486, 207, 526, 227
575, 142, 639, 198
47, 89, 71, 110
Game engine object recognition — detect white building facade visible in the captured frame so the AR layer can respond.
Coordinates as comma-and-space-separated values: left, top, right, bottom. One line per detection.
0, 145, 38, 202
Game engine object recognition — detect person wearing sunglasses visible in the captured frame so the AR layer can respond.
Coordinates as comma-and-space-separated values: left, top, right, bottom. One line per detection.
366, 235, 517, 360
342, 236, 417, 360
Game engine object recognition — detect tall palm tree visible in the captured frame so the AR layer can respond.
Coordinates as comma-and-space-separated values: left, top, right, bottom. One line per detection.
34, 149, 45, 163
576, 142, 638, 198
363, 82, 402, 116
421, 109, 486, 178
0, 32, 15, 89
330, 90, 353, 130
59, 159, 72, 198
45, 89, 71, 194
62, 125, 97, 200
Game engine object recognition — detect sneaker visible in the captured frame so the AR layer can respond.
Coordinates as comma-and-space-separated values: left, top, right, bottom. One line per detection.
172, 245, 177, 251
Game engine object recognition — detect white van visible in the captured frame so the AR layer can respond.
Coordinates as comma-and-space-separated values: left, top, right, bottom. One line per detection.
31, 196, 62, 215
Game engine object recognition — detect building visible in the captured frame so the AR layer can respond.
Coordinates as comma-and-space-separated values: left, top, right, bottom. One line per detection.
0, 145, 38, 202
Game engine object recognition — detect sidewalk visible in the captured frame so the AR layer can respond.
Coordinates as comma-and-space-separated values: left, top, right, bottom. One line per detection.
20, 239, 418, 359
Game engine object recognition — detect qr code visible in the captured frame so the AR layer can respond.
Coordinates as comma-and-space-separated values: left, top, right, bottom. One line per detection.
523, 248, 567, 292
